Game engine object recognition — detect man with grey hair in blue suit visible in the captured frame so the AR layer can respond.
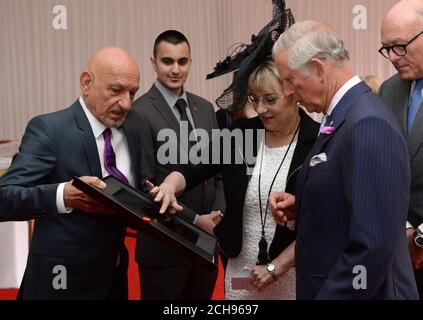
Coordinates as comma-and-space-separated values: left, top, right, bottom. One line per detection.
267, 20, 418, 299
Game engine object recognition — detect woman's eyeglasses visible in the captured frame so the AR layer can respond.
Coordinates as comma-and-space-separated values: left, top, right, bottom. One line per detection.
247, 95, 280, 108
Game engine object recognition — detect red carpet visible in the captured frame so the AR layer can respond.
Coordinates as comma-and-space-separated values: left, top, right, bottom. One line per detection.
0, 289, 17, 300
0, 235, 225, 300
125, 236, 225, 300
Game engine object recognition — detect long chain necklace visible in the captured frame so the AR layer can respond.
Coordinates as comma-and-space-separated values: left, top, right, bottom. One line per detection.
256, 122, 300, 265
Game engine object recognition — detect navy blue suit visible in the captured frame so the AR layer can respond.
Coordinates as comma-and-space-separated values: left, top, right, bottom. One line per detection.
294, 82, 418, 299
0, 100, 141, 299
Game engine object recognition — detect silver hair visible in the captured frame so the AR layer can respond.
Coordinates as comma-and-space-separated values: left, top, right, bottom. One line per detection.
272, 20, 349, 71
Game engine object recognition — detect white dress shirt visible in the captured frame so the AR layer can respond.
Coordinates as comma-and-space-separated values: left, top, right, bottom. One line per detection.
326, 75, 362, 116
56, 97, 134, 213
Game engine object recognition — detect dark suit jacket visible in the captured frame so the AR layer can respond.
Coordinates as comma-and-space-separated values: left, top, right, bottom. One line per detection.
379, 74, 423, 228
0, 100, 141, 299
129, 84, 225, 266
294, 81, 418, 299
180, 109, 319, 259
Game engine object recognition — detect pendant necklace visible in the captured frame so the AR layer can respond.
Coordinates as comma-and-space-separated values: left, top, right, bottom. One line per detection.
256, 122, 300, 265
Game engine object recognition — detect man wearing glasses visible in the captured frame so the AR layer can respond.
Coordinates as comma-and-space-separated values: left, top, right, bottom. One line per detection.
379, 0, 423, 299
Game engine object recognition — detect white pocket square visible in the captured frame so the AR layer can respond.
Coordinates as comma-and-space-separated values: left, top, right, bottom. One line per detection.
310, 152, 327, 167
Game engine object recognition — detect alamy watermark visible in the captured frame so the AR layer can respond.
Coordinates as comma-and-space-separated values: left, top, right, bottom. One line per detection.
352, 265, 367, 290
352, 4, 367, 30
51, 4, 368, 32
52, 265, 67, 290
156, 123, 264, 176
52, 5, 67, 30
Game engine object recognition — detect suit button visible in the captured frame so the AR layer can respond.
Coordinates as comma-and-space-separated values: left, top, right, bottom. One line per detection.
299, 237, 305, 245
306, 202, 311, 208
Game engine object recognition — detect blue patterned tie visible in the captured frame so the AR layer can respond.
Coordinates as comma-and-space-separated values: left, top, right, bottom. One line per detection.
407, 79, 423, 134
321, 113, 329, 126
103, 128, 129, 184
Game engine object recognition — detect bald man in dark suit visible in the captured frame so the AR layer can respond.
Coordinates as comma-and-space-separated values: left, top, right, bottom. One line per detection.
0, 47, 141, 299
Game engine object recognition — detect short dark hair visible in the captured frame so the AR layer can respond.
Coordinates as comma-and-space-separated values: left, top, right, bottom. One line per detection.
153, 30, 190, 57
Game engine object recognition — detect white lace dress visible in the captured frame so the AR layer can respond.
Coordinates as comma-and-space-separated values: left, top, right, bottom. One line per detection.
225, 140, 297, 300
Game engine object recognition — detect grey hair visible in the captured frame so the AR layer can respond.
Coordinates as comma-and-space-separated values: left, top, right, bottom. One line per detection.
272, 20, 349, 71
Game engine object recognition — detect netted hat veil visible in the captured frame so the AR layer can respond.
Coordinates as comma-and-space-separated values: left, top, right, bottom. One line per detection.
206, 0, 295, 113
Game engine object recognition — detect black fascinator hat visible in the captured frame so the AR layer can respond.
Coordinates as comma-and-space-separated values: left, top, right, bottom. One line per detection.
207, 0, 295, 113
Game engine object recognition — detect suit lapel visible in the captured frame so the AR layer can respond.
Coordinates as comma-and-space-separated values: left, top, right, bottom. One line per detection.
122, 122, 141, 189
186, 93, 202, 129
296, 82, 371, 220
147, 85, 180, 133
406, 81, 423, 160
408, 104, 423, 160
72, 101, 102, 177
393, 79, 410, 134
383, 76, 423, 161
295, 127, 335, 215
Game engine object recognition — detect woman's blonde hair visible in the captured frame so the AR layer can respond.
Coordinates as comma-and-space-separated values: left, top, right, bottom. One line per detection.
247, 59, 281, 93
247, 58, 296, 105
361, 74, 382, 94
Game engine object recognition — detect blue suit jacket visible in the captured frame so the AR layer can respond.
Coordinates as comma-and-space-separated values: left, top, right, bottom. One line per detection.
0, 100, 141, 299
294, 82, 418, 299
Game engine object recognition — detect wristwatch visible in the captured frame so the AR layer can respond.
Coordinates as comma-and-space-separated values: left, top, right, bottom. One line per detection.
414, 226, 423, 248
267, 263, 277, 281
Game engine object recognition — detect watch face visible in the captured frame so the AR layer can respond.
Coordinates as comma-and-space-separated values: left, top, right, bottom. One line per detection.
415, 235, 423, 248
267, 263, 275, 272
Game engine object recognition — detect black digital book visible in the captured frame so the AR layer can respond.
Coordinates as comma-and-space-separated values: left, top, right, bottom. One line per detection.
72, 176, 218, 270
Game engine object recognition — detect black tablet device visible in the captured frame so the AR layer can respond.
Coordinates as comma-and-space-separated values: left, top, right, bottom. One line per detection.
72, 176, 218, 270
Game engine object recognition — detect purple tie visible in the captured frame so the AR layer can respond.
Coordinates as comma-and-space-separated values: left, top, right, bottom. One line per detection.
102, 128, 129, 184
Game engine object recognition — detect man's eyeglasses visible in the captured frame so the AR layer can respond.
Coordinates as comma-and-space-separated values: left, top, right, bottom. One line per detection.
378, 30, 423, 59
247, 95, 280, 108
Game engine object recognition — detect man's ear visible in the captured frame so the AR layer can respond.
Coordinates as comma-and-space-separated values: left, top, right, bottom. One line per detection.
80, 71, 93, 96
150, 56, 157, 73
309, 58, 325, 78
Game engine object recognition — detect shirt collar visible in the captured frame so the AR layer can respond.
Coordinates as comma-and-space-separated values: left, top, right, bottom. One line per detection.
79, 97, 107, 139
326, 75, 361, 116
154, 80, 188, 108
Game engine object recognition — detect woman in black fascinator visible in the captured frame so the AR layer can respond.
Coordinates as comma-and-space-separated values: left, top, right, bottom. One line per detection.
151, 0, 320, 300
